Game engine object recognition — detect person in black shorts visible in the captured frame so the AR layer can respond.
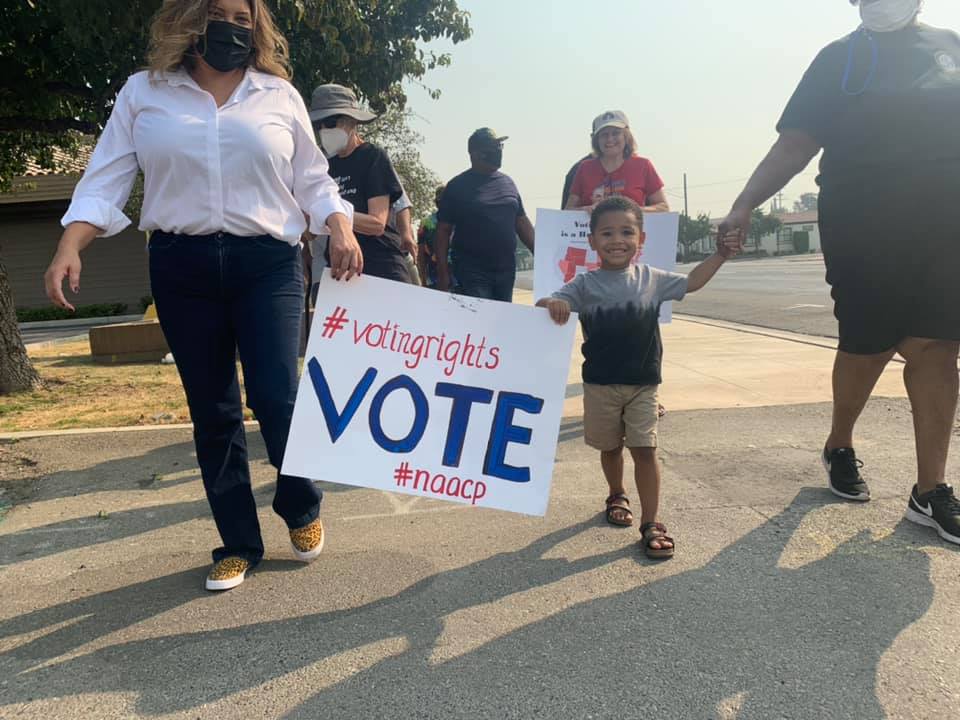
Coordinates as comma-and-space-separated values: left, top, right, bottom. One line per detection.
718, 0, 960, 546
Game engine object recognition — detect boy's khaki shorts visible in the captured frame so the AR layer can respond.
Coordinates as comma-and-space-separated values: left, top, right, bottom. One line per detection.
582, 383, 659, 450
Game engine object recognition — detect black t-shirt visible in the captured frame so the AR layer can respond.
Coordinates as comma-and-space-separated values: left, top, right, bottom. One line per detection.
328, 143, 408, 280
778, 24, 960, 191
437, 169, 526, 273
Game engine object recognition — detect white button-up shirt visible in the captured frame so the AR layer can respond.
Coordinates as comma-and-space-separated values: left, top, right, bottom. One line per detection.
62, 68, 352, 245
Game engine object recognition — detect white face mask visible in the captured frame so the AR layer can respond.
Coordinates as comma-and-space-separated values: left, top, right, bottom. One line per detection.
860, 0, 921, 33
320, 128, 349, 157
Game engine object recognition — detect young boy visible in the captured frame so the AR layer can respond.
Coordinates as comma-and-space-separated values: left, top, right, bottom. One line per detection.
537, 196, 740, 559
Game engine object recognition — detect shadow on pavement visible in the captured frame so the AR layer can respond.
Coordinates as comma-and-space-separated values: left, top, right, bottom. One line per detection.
0, 435, 359, 567
0, 488, 934, 718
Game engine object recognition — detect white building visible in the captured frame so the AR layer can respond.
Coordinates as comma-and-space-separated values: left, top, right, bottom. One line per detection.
767, 210, 820, 255
689, 209, 821, 258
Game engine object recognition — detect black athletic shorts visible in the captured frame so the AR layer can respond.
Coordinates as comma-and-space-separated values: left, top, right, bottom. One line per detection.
819, 166, 960, 355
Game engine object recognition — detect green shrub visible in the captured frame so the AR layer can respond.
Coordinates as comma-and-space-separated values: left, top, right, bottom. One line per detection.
792, 231, 810, 254
16, 303, 128, 323
139, 295, 154, 312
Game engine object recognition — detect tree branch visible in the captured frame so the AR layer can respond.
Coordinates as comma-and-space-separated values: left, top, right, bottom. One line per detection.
42, 82, 96, 100
0, 117, 98, 134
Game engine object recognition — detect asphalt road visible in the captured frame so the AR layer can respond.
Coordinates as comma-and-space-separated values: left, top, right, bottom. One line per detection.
21, 258, 833, 347
2, 399, 958, 718
519, 256, 836, 337
675, 255, 836, 337
19, 315, 143, 346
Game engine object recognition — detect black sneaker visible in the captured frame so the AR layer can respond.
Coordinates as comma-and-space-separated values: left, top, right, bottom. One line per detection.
906, 484, 960, 546
822, 447, 870, 501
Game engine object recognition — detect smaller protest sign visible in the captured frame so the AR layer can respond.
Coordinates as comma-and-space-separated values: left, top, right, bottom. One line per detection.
534, 209, 680, 322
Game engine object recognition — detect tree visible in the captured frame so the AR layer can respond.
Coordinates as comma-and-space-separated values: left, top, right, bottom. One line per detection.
793, 192, 818, 213
749, 209, 782, 253
277, 1, 471, 111
363, 109, 442, 224
0, 1, 472, 188
792, 230, 811, 254
0, 259, 41, 393
0, 0, 471, 395
678, 212, 713, 260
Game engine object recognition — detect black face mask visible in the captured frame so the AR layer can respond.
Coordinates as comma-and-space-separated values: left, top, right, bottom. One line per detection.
198, 20, 252, 73
479, 147, 503, 169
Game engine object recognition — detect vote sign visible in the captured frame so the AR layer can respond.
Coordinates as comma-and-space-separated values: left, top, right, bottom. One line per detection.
282, 272, 577, 516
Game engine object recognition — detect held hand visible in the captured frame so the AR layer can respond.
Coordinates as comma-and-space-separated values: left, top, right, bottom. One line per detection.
44, 247, 83, 311
717, 207, 752, 246
327, 225, 363, 281
543, 298, 571, 325
716, 230, 744, 260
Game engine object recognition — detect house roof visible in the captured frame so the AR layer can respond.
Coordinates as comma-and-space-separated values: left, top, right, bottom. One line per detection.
774, 210, 818, 225
21, 145, 93, 177
1, 144, 95, 205
708, 209, 819, 229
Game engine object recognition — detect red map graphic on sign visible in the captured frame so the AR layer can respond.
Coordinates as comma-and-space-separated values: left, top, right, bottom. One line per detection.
558, 246, 644, 282
558, 247, 598, 282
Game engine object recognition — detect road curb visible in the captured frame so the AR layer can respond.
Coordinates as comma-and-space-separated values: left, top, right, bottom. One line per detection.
5, 316, 873, 441
673, 314, 839, 350
18, 314, 143, 330
672, 315, 910, 366
0, 420, 260, 441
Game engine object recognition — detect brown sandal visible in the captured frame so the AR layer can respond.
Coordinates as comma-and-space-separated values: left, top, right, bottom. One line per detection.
640, 521, 675, 559
605, 493, 634, 527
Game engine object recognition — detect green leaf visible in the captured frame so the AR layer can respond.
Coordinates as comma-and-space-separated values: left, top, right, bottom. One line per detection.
0, 1, 472, 185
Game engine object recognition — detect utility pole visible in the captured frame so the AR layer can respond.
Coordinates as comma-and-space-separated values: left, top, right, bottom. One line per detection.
683, 173, 688, 218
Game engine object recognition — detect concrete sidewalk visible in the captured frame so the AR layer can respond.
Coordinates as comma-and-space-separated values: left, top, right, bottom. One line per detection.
1, 315, 956, 719
520, 288, 905, 417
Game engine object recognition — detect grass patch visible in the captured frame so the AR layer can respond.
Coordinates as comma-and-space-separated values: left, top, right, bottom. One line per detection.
0, 340, 260, 432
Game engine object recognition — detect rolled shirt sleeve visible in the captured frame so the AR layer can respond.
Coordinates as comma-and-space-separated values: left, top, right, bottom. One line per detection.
289, 91, 354, 235
61, 80, 139, 236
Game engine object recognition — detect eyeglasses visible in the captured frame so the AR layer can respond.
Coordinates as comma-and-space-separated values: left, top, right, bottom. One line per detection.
318, 115, 342, 129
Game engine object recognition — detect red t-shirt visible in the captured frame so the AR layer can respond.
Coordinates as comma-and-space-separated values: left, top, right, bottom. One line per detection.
569, 156, 664, 207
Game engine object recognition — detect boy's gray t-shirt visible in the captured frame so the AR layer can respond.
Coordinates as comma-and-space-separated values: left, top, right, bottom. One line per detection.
552, 264, 687, 386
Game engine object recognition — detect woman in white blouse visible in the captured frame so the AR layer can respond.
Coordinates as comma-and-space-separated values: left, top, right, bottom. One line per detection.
43, 0, 362, 592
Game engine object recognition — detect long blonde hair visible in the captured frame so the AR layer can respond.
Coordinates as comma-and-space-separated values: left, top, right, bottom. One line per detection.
147, 0, 291, 79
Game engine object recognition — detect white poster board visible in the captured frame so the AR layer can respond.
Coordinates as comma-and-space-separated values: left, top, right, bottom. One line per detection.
282, 272, 577, 517
533, 209, 680, 322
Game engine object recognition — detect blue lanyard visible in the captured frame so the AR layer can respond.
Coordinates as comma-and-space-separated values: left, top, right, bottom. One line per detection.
841, 27, 880, 96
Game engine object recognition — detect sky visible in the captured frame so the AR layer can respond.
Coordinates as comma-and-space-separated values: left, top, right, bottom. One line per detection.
400, 0, 960, 219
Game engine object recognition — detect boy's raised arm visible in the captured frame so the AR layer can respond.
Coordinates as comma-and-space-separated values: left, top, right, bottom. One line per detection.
686, 233, 742, 293
686, 253, 726, 293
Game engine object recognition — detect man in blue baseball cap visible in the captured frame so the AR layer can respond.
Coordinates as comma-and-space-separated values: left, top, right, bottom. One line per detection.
433, 128, 535, 302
